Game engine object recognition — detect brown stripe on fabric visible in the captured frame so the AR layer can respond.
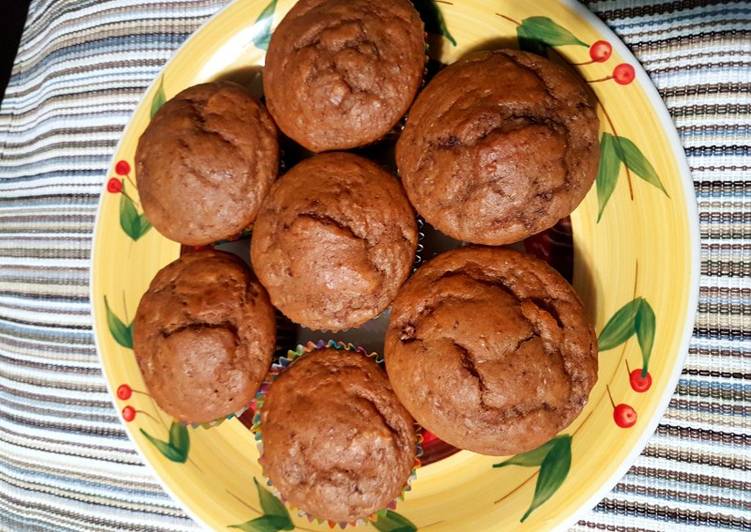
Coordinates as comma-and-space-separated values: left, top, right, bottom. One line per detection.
0, 470, 187, 518
628, 465, 751, 492
0, 369, 108, 394
0, 396, 118, 424
669, 397, 751, 417
0, 491, 176, 532
0, 428, 139, 464
700, 228, 751, 240
698, 302, 751, 315
575, 521, 658, 532
642, 444, 751, 470
645, 50, 751, 67
0, 383, 111, 409
0, 338, 95, 358
0, 410, 128, 440
8, 59, 164, 98
1, 139, 119, 160
594, 498, 751, 529
613, 483, 751, 512
621, 18, 751, 39
1, 125, 125, 149
683, 368, 751, 380
669, 103, 751, 118
676, 382, 751, 402
700, 260, 751, 278
629, 31, 751, 52
648, 60, 751, 75
25, 0, 218, 43
589, 0, 742, 19
0, 353, 102, 374
0, 248, 90, 260
3, 88, 145, 119
688, 345, 751, 358
0, 451, 164, 493
0, 312, 91, 330
660, 82, 751, 98
655, 424, 750, 446
0, 195, 100, 207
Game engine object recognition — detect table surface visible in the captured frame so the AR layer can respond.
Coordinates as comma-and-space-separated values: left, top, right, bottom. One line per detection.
0, 0, 749, 530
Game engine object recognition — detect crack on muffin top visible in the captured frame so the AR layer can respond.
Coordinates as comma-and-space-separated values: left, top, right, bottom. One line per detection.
396, 49, 598, 245
385, 247, 597, 456
251, 153, 417, 332
135, 81, 279, 245
260, 348, 416, 522
132, 251, 276, 424
263, 0, 425, 151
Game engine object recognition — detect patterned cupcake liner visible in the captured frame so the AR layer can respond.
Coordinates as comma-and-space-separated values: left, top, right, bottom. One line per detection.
251, 339, 422, 528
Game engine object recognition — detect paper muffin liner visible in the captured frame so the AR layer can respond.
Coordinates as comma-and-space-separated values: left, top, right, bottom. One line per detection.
251, 339, 423, 528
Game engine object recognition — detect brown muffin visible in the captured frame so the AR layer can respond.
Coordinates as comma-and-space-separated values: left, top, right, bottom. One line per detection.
263, 0, 425, 152
251, 152, 417, 331
136, 81, 279, 245
385, 247, 597, 456
396, 49, 599, 245
133, 250, 276, 425
260, 347, 416, 522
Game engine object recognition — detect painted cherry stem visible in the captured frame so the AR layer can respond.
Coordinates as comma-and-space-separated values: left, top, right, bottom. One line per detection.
496, 13, 521, 26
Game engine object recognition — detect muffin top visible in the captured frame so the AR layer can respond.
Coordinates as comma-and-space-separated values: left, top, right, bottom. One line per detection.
385, 246, 597, 456
251, 152, 417, 331
396, 49, 599, 245
133, 250, 276, 425
136, 81, 278, 245
260, 348, 416, 522
263, 0, 425, 152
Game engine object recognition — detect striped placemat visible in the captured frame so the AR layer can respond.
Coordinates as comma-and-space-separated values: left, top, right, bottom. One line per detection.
0, 0, 748, 530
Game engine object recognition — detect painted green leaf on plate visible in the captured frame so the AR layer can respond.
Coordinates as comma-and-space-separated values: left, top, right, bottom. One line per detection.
596, 133, 623, 222
251, 0, 278, 51
635, 299, 656, 375
104, 295, 132, 348
616, 135, 669, 197
230, 515, 293, 532
168, 422, 190, 458
372, 509, 417, 532
520, 434, 572, 522
413, 0, 456, 46
150, 76, 166, 119
598, 298, 642, 351
517, 23, 550, 56
493, 435, 564, 468
517, 16, 586, 54
140, 423, 189, 463
119, 182, 152, 241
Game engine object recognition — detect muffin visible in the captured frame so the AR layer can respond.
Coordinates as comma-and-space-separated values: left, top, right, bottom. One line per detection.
133, 250, 276, 425
263, 0, 425, 152
396, 49, 599, 245
136, 81, 279, 245
251, 152, 417, 331
384, 246, 598, 456
259, 347, 416, 522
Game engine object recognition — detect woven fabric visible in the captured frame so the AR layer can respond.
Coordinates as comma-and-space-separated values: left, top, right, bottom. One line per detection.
0, 0, 748, 530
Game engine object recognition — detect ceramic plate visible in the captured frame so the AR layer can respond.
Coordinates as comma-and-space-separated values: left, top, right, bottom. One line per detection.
91, 1, 699, 530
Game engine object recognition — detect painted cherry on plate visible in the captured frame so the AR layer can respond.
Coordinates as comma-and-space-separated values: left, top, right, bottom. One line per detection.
613, 63, 635, 85
629, 369, 652, 392
122, 405, 136, 422
613, 404, 637, 428
117, 384, 133, 400
115, 160, 131, 176
589, 40, 612, 62
107, 178, 123, 193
